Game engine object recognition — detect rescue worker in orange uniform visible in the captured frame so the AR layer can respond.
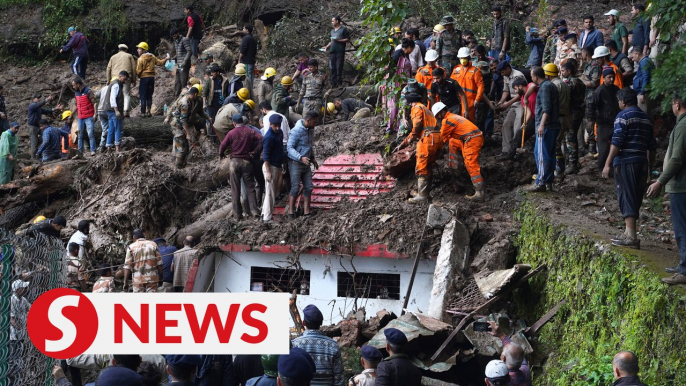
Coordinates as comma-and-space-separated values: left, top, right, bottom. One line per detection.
593, 46, 624, 89
450, 47, 496, 123
415, 49, 443, 107
396, 93, 443, 203
433, 101, 485, 201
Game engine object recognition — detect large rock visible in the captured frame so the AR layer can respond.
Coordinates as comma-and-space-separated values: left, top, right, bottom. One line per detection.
470, 229, 517, 273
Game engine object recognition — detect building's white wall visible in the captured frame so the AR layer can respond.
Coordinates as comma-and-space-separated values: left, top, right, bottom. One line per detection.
211, 251, 436, 325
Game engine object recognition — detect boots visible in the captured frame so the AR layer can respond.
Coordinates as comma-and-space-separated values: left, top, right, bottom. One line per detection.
467, 182, 485, 201
408, 177, 429, 203
146, 107, 152, 117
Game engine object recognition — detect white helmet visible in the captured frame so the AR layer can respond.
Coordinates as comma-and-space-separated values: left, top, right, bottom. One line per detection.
592, 46, 610, 59
457, 47, 471, 58
431, 102, 447, 116
425, 49, 439, 62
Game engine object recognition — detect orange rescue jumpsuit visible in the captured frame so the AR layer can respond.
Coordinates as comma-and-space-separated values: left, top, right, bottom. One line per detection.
415, 64, 443, 107
440, 112, 484, 185
600, 61, 624, 89
409, 102, 443, 176
450, 63, 484, 123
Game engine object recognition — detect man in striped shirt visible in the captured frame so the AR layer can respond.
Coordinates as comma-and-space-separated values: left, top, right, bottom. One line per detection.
602, 88, 656, 249
291, 305, 344, 386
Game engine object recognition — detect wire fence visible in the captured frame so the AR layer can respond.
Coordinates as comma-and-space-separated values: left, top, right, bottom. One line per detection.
0, 229, 67, 386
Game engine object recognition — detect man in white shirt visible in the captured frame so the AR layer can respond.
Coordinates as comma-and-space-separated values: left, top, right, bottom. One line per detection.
259, 100, 290, 150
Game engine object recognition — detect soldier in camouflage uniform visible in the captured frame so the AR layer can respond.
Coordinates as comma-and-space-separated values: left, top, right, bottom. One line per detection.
543, 19, 567, 63
436, 15, 462, 74
170, 86, 201, 168
580, 46, 601, 154
297, 59, 327, 123
123, 229, 163, 293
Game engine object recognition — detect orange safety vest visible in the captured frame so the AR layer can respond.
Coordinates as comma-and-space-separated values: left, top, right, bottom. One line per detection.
415, 64, 443, 100
409, 103, 438, 140
440, 111, 481, 143
600, 61, 624, 89
449, 64, 485, 109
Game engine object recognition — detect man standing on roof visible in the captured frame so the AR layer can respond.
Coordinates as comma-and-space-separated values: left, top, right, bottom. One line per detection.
136, 42, 169, 117
61, 27, 89, 80
451, 47, 496, 123
184, 5, 206, 60
106, 44, 137, 116
261, 114, 285, 223
436, 15, 462, 72
322, 16, 350, 88
490, 6, 511, 61
292, 305, 345, 386
434, 102, 485, 201
287, 111, 319, 218
396, 93, 443, 203
123, 228, 163, 293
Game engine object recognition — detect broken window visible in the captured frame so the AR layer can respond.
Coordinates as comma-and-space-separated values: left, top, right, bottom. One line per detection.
337, 272, 401, 300
250, 266, 311, 293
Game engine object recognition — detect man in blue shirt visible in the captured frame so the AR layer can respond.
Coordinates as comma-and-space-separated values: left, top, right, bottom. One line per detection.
28, 94, 62, 160
579, 15, 604, 52
525, 27, 544, 68
629, 46, 655, 115
287, 111, 319, 218
527, 66, 560, 192
261, 114, 285, 222
155, 237, 177, 292
36, 119, 67, 163
602, 88, 656, 249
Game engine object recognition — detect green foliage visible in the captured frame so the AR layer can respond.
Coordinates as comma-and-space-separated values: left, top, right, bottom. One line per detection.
649, 45, 686, 110
356, 0, 410, 88
514, 203, 686, 386
340, 346, 364, 380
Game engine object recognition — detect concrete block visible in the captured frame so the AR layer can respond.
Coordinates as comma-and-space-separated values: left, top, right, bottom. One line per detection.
427, 219, 470, 322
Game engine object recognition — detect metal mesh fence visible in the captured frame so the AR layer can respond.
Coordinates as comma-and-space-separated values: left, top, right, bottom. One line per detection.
0, 229, 67, 386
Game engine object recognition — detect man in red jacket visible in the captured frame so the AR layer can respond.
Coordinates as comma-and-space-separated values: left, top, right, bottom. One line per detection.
71, 77, 97, 156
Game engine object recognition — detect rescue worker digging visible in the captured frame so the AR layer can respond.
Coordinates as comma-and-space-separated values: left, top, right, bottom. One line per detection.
434, 102, 485, 201
396, 93, 443, 203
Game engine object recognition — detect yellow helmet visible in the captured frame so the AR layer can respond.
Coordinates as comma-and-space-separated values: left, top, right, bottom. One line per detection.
192, 84, 202, 94
244, 100, 255, 110
110, 77, 118, 83
235, 66, 247, 76
61, 110, 73, 120
136, 42, 149, 51
388, 38, 395, 46
433, 24, 445, 33
281, 76, 294, 86
326, 102, 336, 114
264, 67, 277, 79
33, 215, 46, 224
189, 77, 201, 86
543, 63, 559, 76
237, 88, 250, 101
390, 26, 402, 35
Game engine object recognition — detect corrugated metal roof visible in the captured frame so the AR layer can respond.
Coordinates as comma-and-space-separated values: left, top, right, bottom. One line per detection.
310, 154, 396, 208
